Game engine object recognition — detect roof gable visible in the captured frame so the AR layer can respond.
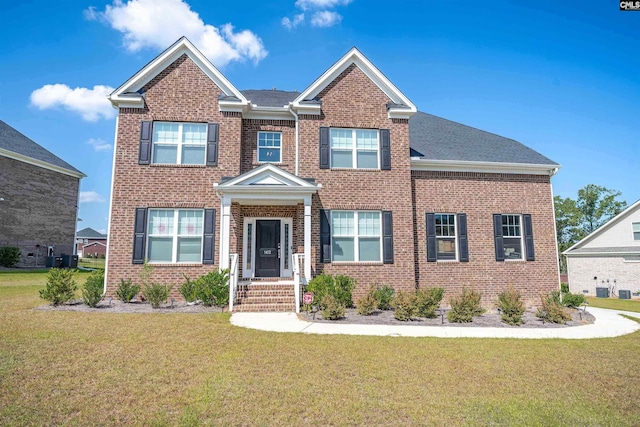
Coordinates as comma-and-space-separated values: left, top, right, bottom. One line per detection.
109, 37, 247, 108
216, 164, 319, 189
292, 47, 416, 119
76, 227, 107, 239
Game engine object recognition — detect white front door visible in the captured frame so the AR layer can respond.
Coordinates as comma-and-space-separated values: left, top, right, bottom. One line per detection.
242, 217, 293, 279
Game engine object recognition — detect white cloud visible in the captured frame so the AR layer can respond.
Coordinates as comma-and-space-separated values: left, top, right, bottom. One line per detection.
87, 138, 112, 151
88, 0, 267, 67
83, 6, 98, 20
282, 13, 305, 30
98, 228, 107, 234
311, 11, 342, 27
295, 0, 352, 10
30, 84, 115, 122
80, 191, 106, 203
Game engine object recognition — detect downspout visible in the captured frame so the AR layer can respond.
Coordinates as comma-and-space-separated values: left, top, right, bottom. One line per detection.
549, 167, 562, 296
289, 105, 299, 176
103, 114, 119, 297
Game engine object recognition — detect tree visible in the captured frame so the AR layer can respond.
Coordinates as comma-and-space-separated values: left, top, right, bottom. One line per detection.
555, 184, 626, 272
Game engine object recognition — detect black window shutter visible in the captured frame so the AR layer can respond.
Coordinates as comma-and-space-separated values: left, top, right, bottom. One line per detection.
138, 121, 152, 165
132, 208, 147, 264
426, 213, 437, 262
493, 214, 505, 262
523, 214, 535, 261
320, 209, 331, 262
382, 211, 394, 264
206, 123, 219, 166
319, 127, 330, 169
380, 129, 391, 170
457, 213, 469, 262
202, 208, 216, 264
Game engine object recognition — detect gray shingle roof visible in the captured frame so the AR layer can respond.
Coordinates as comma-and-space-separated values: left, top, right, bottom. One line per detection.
409, 112, 558, 165
0, 120, 84, 175
76, 227, 107, 239
241, 90, 299, 107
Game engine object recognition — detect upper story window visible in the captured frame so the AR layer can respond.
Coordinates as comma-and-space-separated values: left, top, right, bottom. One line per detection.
633, 222, 640, 240
257, 132, 282, 163
330, 128, 379, 169
152, 122, 207, 165
147, 209, 204, 263
502, 214, 523, 260
435, 214, 457, 260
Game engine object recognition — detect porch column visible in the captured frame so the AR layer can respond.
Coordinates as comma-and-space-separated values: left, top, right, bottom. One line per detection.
304, 195, 312, 280
219, 196, 231, 269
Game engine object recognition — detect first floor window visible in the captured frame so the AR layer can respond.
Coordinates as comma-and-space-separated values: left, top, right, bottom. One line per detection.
147, 209, 204, 263
502, 214, 523, 260
435, 214, 457, 260
633, 222, 640, 241
331, 211, 381, 262
257, 131, 282, 163
152, 122, 207, 165
330, 128, 379, 169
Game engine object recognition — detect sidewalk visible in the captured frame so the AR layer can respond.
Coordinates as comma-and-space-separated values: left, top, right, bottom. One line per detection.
230, 307, 640, 339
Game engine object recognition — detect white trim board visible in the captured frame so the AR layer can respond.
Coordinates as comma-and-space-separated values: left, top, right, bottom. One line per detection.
0, 147, 85, 178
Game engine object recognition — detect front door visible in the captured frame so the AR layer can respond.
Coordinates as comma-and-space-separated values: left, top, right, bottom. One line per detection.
255, 220, 280, 277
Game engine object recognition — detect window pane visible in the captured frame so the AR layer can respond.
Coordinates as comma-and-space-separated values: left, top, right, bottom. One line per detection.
246, 223, 252, 269
332, 237, 354, 261
153, 123, 179, 143
182, 145, 205, 165
182, 124, 206, 144
633, 223, 640, 240
330, 129, 352, 149
332, 212, 354, 236
153, 145, 178, 164
359, 237, 380, 261
148, 237, 173, 262
355, 130, 377, 149
284, 224, 290, 270
503, 237, 522, 259
149, 210, 174, 235
437, 238, 456, 260
331, 150, 352, 168
358, 212, 380, 236
177, 237, 202, 262
356, 151, 378, 168
178, 210, 203, 235
258, 147, 281, 162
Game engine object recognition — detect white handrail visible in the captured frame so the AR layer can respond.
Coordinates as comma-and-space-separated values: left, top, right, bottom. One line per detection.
229, 253, 239, 312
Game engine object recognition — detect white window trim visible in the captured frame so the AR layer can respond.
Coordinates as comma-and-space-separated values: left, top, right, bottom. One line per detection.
152, 122, 207, 165
257, 131, 282, 164
147, 209, 204, 264
502, 214, 524, 261
242, 217, 293, 278
330, 210, 382, 263
435, 213, 458, 262
330, 128, 380, 169
632, 222, 640, 241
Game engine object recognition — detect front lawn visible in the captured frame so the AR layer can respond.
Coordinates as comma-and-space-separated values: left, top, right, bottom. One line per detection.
586, 296, 640, 313
1, 271, 640, 426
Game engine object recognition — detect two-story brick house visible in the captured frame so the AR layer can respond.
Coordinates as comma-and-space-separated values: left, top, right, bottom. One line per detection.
105, 37, 560, 311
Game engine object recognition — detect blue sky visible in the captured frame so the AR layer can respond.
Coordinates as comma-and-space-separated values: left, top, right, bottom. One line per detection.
1, 0, 638, 234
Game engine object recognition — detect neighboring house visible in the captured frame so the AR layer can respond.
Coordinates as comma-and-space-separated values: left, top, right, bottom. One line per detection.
0, 120, 84, 268
105, 37, 560, 311
564, 199, 640, 296
76, 227, 108, 258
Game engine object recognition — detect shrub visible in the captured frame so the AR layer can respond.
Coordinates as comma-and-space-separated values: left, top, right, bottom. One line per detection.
393, 290, 418, 321
179, 275, 198, 303
307, 274, 356, 309
374, 284, 395, 310
560, 282, 569, 293
356, 286, 378, 316
561, 292, 586, 308
537, 293, 571, 324
82, 270, 104, 308
39, 268, 77, 305
415, 287, 444, 318
447, 288, 486, 323
195, 269, 229, 309
320, 294, 346, 320
142, 283, 173, 309
497, 286, 525, 326
0, 246, 20, 268
115, 279, 140, 303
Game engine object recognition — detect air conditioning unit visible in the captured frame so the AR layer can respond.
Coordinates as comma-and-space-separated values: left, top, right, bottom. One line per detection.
619, 290, 631, 300
595, 287, 610, 298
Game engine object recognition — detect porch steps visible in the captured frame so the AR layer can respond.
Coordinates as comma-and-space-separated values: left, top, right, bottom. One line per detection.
233, 282, 296, 312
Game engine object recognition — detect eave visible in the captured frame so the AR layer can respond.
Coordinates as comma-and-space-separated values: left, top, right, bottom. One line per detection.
410, 158, 560, 176
0, 147, 85, 178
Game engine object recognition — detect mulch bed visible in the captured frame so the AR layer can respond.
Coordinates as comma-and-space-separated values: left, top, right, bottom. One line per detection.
35, 299, 226, 314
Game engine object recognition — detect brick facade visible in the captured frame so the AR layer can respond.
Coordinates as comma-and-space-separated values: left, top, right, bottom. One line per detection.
0, 156, 79, 267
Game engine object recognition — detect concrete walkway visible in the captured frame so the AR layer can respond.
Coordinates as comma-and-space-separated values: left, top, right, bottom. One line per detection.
230, 307, 640, 339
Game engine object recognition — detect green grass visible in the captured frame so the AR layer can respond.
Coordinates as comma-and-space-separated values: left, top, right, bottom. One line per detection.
78, 257, 105, 270
1, 272, 640, 426
586, 296, 640, 313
